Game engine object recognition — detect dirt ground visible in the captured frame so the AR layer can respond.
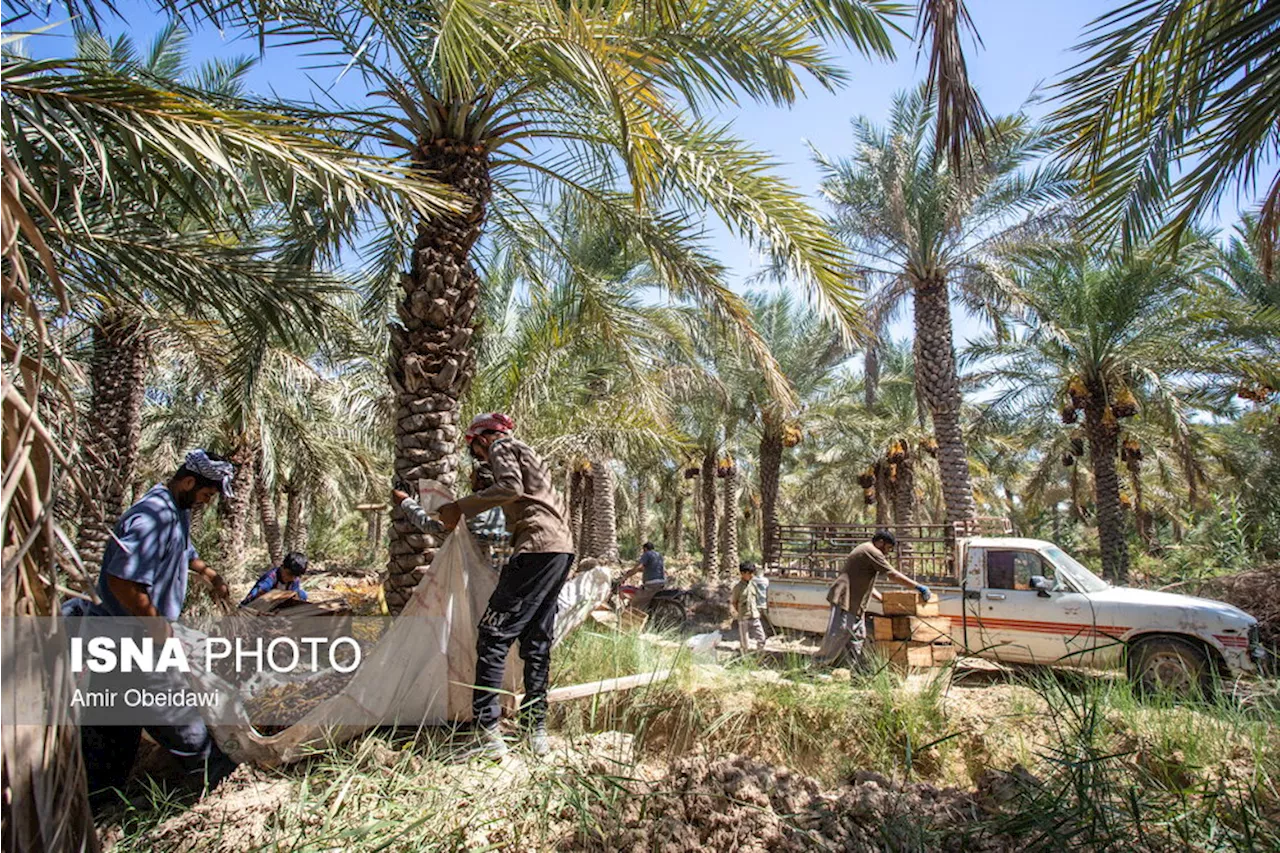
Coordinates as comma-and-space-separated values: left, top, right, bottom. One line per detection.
100, 571, 1279, 851
572, 754, 1019, 852
103, 731, 1036, 852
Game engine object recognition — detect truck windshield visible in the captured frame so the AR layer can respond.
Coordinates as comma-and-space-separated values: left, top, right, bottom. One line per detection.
1042, 546, 1110, 593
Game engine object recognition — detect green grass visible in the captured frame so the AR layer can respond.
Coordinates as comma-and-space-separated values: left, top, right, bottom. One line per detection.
551, 624, 687, 687
101, 627, 1280, 852
988, 672, 1280, 850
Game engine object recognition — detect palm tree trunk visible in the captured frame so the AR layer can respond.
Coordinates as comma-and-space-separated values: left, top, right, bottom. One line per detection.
385, 140, 490, 613
700, 449, 718, 579
874, 459, 891, 528
1084, 396, 1128, 582
76, 311, 151, 570
913, 275, 977, 525
718, 464, 739, 581
217, 439, 256, 574
569, 468, 584, 553
758, 428, 783, 565
893, 451, 916, 544
580, 470, 596, 558
671, 485, 686, 557
1126, 455, 1155, 554
254, 449, 283, 567
588, 457, 618, 562
1070, 465, 1086, 522
864, 343, 880, 408
3, 399, 101, 853
1180, 443, 1201, 514
284, 474, 309, 554
635, 482, 648, 547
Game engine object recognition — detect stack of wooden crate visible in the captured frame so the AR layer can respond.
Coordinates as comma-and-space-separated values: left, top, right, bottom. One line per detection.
869, 591, 955, 669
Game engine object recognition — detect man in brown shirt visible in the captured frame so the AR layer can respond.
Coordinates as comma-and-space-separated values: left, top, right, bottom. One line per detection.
814, 530, 933, 666
395, 412, 573, 758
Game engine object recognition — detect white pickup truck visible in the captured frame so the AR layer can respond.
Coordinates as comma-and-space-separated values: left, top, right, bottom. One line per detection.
766, 522, 1265, 693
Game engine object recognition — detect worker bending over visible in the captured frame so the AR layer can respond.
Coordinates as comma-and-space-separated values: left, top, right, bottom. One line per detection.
242, 551, 309, 605
80, 450, 238, 809
814, 530, 931, 667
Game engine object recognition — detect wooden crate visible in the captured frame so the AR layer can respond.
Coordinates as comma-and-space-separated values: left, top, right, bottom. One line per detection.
876, 639, 955, 669
909, 617, 952, 643
869, 614, 901, 641
869, 614, 952, 642
880, 590, 939, 617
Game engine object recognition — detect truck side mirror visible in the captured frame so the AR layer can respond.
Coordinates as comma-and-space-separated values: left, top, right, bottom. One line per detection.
1029, 575, 1053, 597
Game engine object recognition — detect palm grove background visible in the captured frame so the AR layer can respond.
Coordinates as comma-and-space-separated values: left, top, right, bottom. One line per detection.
3, 1, 1279, 849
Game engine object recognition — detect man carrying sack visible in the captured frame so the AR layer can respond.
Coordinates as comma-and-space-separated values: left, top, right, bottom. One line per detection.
415, 413, 575, 759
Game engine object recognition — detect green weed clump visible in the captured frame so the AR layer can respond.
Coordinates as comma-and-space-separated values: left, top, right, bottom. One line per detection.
984, 672, 1280, 851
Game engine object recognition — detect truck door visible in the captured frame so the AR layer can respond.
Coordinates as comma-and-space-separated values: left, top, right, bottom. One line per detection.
978, 549, 1099, 665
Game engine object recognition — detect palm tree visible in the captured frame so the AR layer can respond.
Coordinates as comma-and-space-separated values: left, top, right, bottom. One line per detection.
246, 0, 895, 603
1052, 1, 1280, 270
736, 291, 848, 561
140, 321, 392, 575
3, 21, 449, 844
5, 24, 446, 571
817, 87, 1071, 526
968, 244, 1272, 581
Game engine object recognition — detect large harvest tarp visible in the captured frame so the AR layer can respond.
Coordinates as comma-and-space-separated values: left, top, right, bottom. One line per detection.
191, 528, 607, 766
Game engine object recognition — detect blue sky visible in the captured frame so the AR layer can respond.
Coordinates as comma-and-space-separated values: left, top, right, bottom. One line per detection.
13, 0, 1258, 348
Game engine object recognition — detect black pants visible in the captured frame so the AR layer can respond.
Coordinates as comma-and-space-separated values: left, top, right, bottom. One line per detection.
79, 662, 236, 809
80, 720, 236, 809
473, 551, 574, 729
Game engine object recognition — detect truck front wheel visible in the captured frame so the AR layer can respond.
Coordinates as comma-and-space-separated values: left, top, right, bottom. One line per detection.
1126, 636, 1213, 698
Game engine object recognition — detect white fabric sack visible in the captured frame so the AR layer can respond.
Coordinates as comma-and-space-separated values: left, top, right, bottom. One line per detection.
197, 527, 606, 766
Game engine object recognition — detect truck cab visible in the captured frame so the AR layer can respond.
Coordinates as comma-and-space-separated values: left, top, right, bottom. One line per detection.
958, 536, 1263, 688
766, 523, 1264, 693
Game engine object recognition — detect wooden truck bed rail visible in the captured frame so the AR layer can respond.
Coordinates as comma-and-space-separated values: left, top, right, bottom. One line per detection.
765, 518, 1011, 585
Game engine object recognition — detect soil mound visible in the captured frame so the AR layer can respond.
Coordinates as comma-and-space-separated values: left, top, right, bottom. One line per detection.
1194, 563, 1280, 652
573, 754, 1011, 852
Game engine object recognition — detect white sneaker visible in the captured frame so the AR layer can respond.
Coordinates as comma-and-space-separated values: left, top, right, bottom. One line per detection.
468, 725, 508, 761
528, 723, 550, 757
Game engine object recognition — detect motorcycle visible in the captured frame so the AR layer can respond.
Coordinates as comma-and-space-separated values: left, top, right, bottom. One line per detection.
609, 579, 692, 632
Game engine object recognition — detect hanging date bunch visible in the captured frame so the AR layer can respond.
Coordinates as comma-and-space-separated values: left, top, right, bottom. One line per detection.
715, 456, 736, 478
1121, 438, 1143, 462
921, 437, 939, 457
857, 467, 875, 489
863, 487, 876, 506
1061, 376, 1090, 424
1061, 452, 1075, 468
1236, 383, 1276, 404
886, 440, 907, 464
782, 422, 803, 448
1111, 386, 1139, 419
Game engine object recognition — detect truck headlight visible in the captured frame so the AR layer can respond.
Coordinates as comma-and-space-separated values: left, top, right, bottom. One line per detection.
1248, 624, 1266, 661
